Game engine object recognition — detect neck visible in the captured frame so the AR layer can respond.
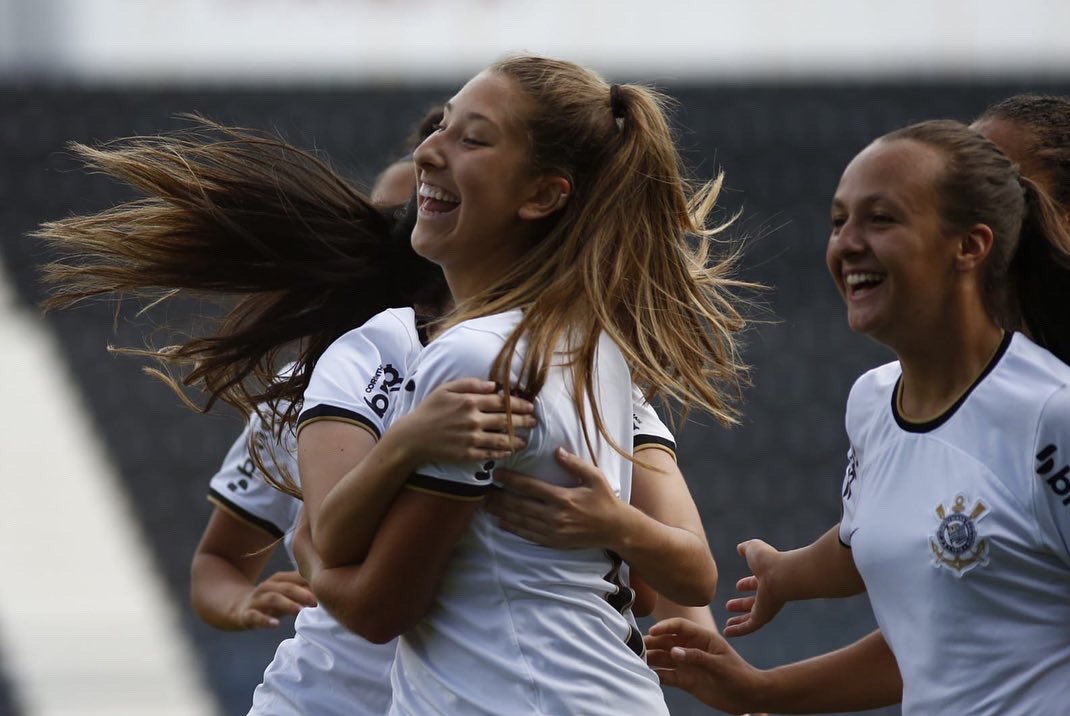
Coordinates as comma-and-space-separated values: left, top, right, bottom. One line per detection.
894, 312, 1005, 422
442, 238, 529, 305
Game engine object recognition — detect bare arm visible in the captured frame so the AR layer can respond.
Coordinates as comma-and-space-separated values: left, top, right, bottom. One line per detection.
306, 379, 534, 568
309, 488, 482, 643
646, 620, 900, 714
651, 599, 717, 630
190, 509, 315, 631
724, 524, 863, 637
487, 446, 717, 606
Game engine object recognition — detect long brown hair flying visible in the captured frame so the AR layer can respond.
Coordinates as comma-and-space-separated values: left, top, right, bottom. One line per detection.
36, 117, 446, 431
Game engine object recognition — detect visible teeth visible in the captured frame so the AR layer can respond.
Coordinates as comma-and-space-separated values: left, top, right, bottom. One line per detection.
845, 272, 885, 287
418, 182, 460, 203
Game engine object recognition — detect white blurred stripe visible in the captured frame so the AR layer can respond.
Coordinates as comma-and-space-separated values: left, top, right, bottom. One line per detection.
4, 0, 1070, 83
0, 266, 218, 716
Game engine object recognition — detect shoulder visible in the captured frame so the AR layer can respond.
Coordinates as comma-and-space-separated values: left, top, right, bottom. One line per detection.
845, 360, 900, 435
1001, 333, 1070, 396
328, 308, 419, 361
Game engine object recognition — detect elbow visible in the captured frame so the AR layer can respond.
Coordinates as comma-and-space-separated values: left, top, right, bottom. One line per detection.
311, 572, 422, 644
673, 560, 719, 607
332, 601, 416, 644
334, 607, 406, 645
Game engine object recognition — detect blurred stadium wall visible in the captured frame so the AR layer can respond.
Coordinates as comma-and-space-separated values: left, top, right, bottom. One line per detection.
0, 2, 1067, 715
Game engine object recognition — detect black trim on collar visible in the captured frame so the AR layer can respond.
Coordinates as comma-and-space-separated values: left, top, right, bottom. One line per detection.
891, 331, 1012, 434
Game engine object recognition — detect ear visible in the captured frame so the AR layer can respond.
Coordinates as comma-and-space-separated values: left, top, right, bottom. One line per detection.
518, 175, 571, 221
953, 223, 994, 273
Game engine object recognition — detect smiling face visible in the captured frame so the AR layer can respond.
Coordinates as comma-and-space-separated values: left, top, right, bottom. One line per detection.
410, 70, 551, 299
826, 138, 964, 348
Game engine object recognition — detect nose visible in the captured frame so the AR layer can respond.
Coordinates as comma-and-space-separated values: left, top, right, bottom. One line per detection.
830, 217, 865, 256
413, 130, 445, 173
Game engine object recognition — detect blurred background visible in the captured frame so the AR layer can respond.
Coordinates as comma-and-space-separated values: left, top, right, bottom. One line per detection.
1, 1, 1068, 714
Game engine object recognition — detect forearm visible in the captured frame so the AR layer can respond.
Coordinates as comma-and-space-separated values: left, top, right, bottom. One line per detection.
775, 525, 864, 601
190, 553, 255, 631
313, 488, 480, 643
313, 428, 419, 567
755, 630, 902, 713
612, 506, 717, 606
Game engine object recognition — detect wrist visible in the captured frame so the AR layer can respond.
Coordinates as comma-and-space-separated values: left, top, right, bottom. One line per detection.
606, 503, 643, 555
223, 591, 252, 630
376, 418, 424, 474
748, 666, 779, 713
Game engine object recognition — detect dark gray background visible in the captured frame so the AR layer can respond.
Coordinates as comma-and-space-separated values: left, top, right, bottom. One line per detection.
3, 79, 1067, 715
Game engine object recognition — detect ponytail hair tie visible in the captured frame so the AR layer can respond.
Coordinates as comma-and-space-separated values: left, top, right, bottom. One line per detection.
609, 84, 627, 122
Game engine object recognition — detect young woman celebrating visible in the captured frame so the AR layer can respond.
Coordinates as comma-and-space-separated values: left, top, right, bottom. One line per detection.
34, 121, 539, 716
36, 85, 737, 712
647, 116, 1070, 715
295, 56, 748, 715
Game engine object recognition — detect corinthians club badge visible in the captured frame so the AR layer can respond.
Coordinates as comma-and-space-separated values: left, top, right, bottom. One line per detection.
929, 494, 990, 576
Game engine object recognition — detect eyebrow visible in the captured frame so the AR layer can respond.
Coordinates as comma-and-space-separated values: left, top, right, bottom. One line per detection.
831, 193, 900, 209
442, 101, 497, 127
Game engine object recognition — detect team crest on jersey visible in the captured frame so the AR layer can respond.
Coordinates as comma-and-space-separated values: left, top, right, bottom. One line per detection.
929, 494, 990, 577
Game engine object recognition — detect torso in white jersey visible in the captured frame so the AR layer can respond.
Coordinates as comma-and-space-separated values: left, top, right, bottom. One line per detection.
238, 307, 676, 715
208, 405, 302, 564
839, 331, 1070, 716
246, 307, 423, 716
388, 309, 669, 716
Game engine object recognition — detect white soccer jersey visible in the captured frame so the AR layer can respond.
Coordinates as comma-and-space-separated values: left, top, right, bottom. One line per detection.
839, 332, 1070, 715
208, 407, 302, 562
248, 308, 423, 716
388, 310, 669, 716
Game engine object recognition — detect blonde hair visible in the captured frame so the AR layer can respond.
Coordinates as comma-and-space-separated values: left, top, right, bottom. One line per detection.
442, 56, 752, 450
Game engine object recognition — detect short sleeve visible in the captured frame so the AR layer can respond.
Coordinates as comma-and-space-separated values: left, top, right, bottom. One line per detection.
207, 411, 302, 540
298, 311, 414, 440
395, 328, 521, 501
838, 445, 860, 547
1031, 384, 1070, 565
631, 385, 676, 460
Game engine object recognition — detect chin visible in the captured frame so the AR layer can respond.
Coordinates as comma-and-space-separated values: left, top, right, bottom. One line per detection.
410, 228, 444, 263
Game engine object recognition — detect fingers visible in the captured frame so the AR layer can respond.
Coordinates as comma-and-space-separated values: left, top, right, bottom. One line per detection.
477, 410, 537, 433
483, 430, 528, 452
644, 633, 688, 653
736, 540, 752, 558
553, 447, 608, 487
241, 609, 282, 630
725, 595, 755, 613
254, 576, 318, 612
722, 617, 759, 638
493, 470, 564, 502
253, 589, 310, 616
648, 617, 706, 638
266, 570, 310, 587
486, 489, 552, 521
497, 520, 554, 546
442, 378, 499, 395
734, 575, 758, 592
468, 390, 536, 415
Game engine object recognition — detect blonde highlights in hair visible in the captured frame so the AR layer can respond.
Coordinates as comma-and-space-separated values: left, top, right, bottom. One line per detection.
443, 56, 752, 452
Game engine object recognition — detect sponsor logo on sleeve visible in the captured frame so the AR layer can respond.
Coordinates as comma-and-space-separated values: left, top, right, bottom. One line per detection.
842, 448, 858, 500
929, 494, 990, 576
363, 363, 403, 418
1036, 444, 1070, 507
